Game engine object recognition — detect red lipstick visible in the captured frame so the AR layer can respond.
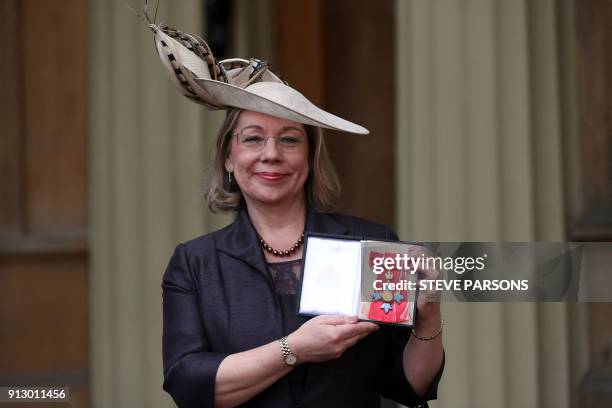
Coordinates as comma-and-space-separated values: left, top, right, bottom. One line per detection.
256, 172, 286, 181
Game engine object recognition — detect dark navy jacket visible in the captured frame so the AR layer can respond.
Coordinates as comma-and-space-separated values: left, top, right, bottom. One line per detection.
162, 207, 443, 408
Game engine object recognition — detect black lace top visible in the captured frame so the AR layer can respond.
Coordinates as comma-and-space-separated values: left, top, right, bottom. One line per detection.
267, 259, 308, 407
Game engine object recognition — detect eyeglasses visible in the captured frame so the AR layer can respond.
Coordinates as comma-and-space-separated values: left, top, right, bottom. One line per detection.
233, 128, 307, 152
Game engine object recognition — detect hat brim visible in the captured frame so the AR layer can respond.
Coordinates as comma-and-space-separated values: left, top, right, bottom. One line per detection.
194, 79, 369, 135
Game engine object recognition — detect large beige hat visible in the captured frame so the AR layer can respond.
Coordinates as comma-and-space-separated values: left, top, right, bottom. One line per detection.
139, 3, 368, 135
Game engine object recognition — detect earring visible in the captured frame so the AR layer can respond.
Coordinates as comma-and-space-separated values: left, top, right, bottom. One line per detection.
228, 170, 232, 184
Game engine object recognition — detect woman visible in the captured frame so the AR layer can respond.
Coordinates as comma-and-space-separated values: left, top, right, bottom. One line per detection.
145, 11, 444, 408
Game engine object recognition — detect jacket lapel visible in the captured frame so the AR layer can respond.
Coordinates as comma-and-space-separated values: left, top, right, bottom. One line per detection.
215, 207, 270, 281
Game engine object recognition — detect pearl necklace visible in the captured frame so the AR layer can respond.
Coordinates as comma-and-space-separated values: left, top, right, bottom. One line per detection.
258, 232, 305, 257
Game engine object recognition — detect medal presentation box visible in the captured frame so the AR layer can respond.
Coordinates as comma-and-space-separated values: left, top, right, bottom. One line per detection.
297, 233, 420, 328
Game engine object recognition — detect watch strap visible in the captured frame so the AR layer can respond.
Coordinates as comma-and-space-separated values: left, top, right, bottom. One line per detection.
279, 336, 296, 365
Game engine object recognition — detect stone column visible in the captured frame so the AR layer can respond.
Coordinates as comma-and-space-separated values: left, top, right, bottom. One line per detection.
395, 1, 575, 407
89, 1, 233, 406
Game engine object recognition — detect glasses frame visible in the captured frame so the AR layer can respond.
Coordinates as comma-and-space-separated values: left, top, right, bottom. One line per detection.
232, 127, 308, 153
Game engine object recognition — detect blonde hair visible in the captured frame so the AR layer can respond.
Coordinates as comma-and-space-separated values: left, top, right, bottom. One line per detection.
206, 109, 341, 213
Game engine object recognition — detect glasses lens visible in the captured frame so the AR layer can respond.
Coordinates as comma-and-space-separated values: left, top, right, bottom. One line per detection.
277, 135, 304, 151
238, 132, 266, 148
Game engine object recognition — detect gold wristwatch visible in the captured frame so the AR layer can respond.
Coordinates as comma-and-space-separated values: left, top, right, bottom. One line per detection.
279, 336, 298, 366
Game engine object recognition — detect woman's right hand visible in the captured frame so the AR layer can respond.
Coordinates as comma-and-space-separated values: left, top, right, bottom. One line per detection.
287, 315, 379, 363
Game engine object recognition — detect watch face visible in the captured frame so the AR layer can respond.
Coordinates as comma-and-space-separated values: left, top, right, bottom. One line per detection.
285, 354, 297, 366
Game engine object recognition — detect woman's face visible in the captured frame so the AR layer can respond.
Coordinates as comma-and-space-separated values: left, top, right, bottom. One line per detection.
225, 110, 310, 208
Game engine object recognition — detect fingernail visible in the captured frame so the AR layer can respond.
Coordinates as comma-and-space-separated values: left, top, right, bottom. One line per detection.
348, 315, 359, 322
